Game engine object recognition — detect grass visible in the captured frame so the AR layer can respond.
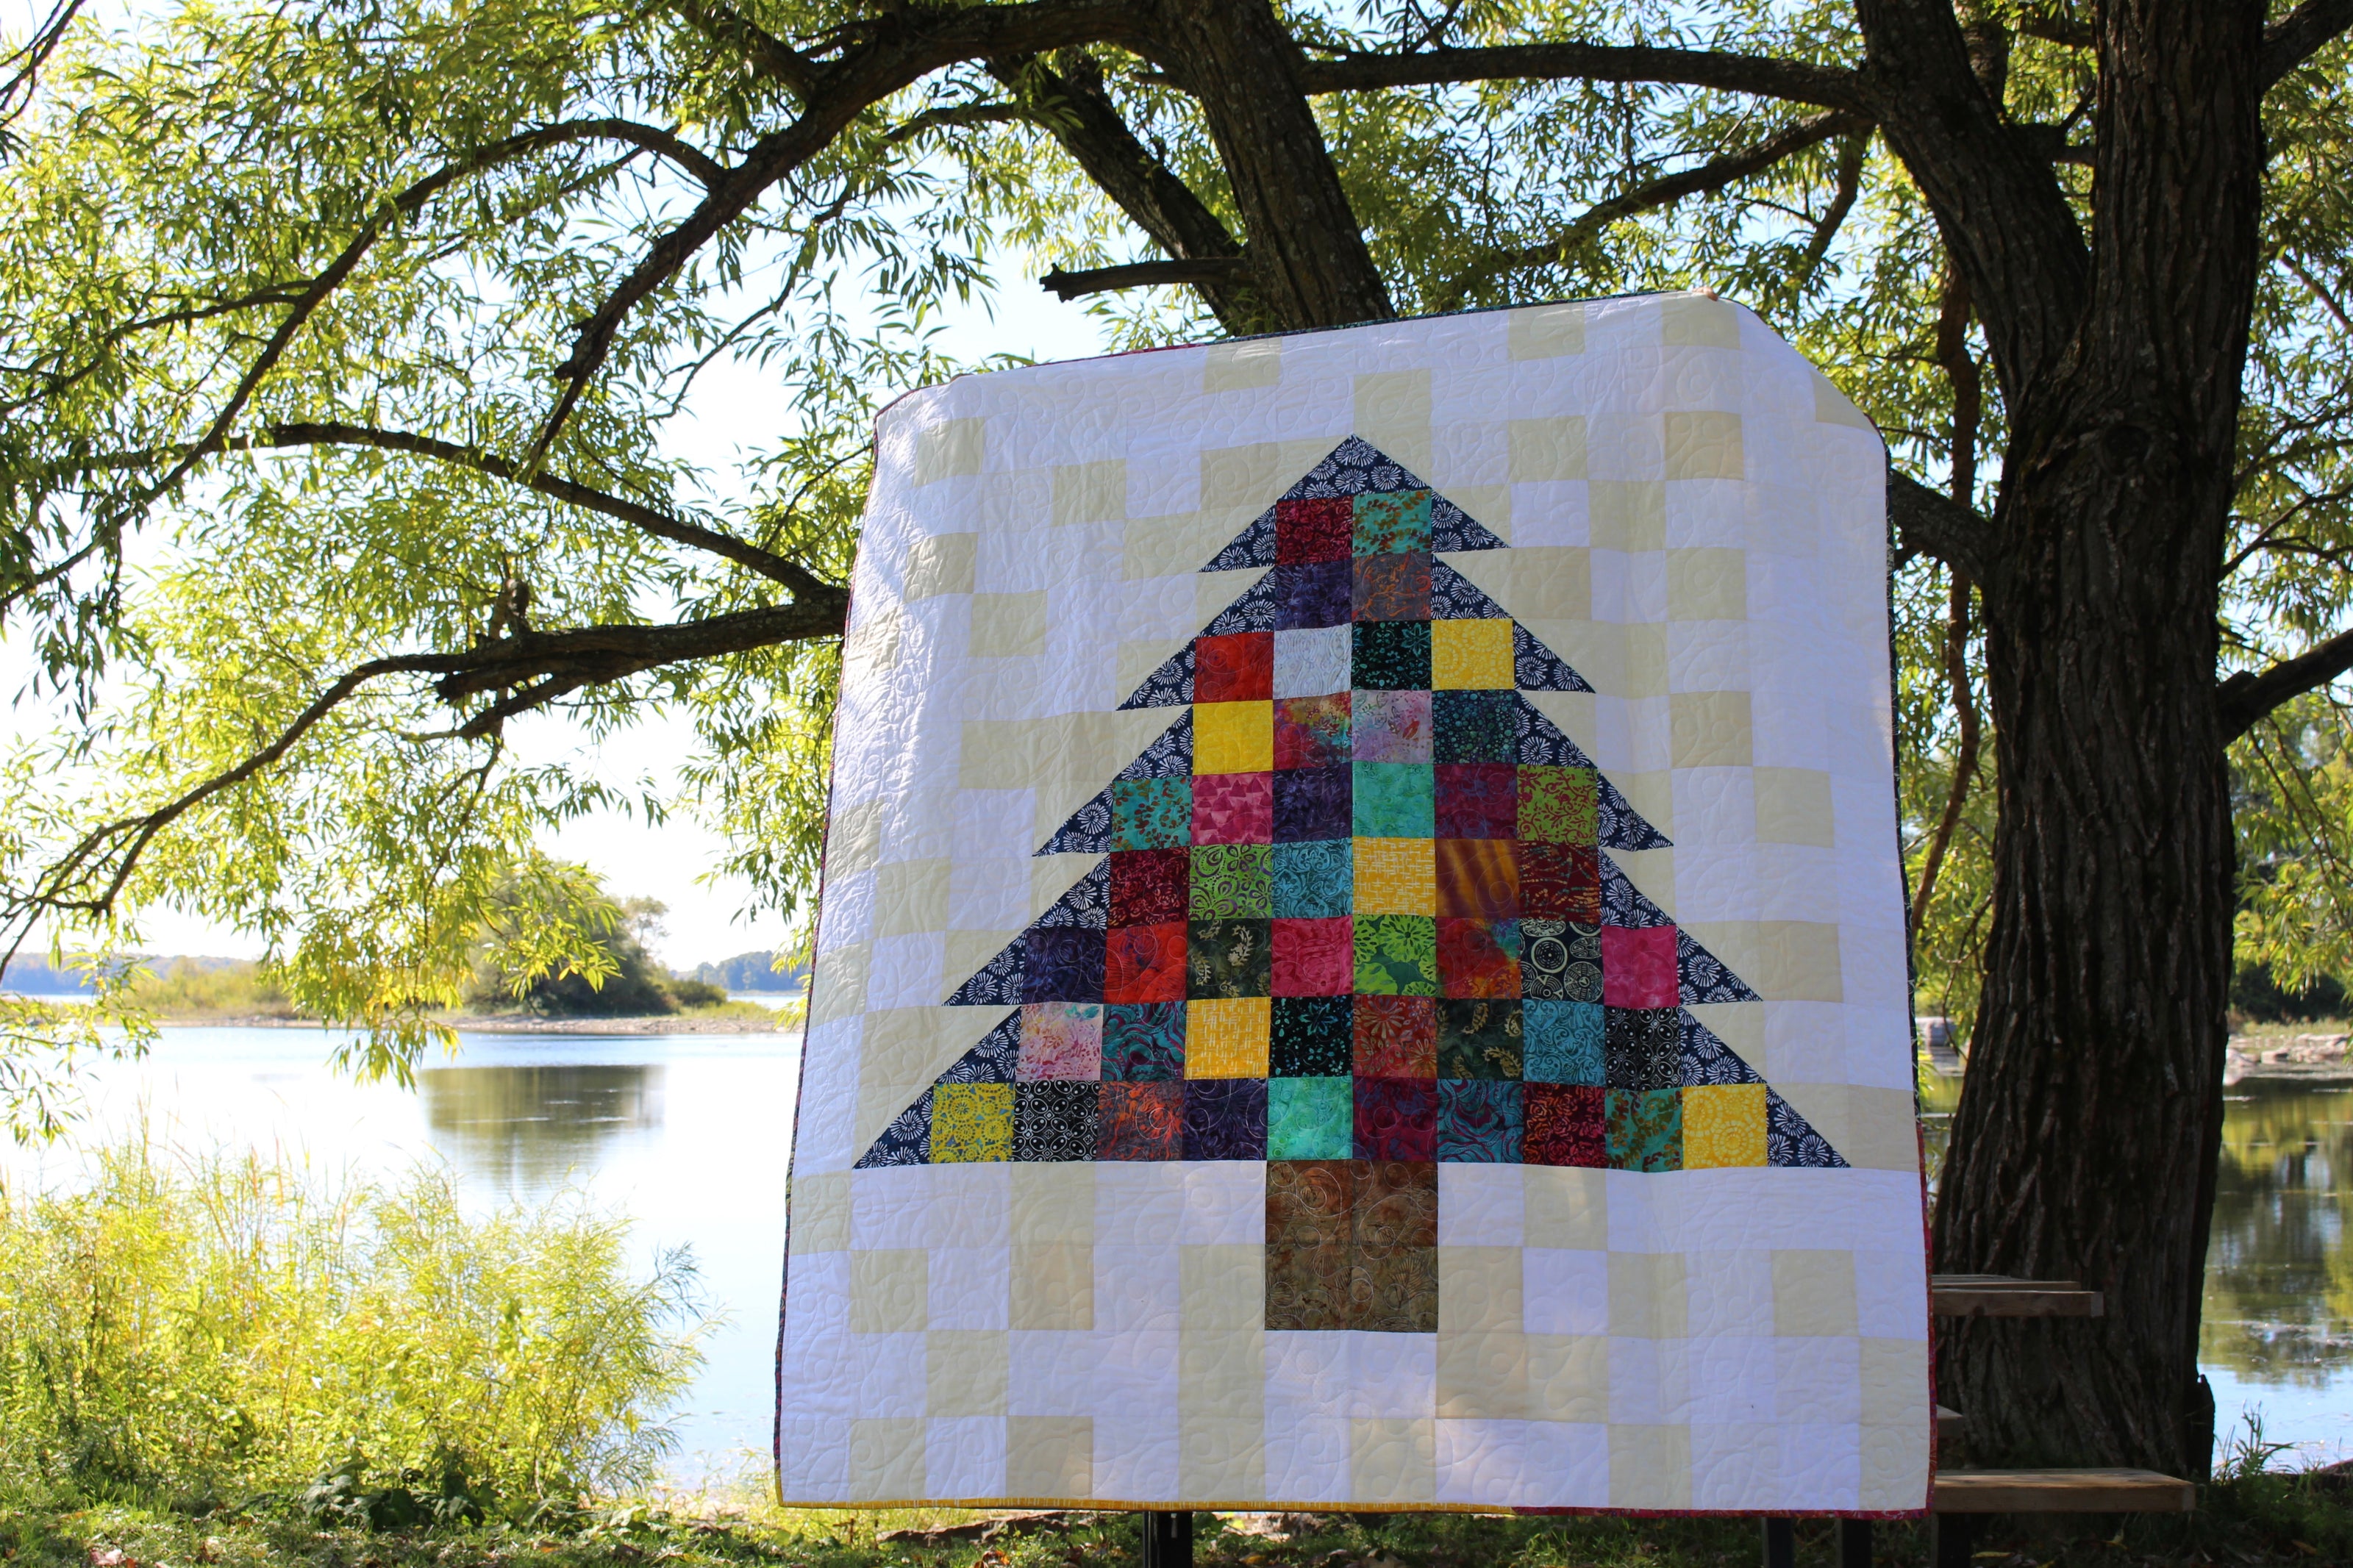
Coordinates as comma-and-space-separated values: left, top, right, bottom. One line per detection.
1, 1477, 2350, 1568
0, 1134, 708, 1511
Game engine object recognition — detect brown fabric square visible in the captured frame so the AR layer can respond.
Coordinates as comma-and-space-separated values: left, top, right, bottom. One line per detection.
1263, 1159, 1438, 1333
1352, 1159, 1439, 1333
1265, 1159, 1354, 1331
1435, 838, 1518, 921
1352, 551, 1432, 623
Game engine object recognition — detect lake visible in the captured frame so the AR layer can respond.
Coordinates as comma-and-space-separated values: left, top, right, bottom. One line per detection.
3, 1028, 2346, 1475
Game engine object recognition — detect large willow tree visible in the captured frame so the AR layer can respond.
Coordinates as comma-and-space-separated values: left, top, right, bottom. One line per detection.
4, 0, 2351, 1478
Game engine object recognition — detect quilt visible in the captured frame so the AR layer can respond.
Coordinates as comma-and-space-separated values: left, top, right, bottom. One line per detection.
776, 293, 1931, 1514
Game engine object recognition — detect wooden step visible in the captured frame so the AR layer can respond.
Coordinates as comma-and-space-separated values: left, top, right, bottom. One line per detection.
1931, 1274, 2104, 1318
1931, 1467, 2196, 1513
1936, 1403, 1963, 1444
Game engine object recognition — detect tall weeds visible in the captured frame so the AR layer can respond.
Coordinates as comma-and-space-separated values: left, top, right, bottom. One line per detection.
0, 1136, 707, 1511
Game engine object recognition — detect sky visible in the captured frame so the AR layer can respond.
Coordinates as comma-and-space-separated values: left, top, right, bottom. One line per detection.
0, 0, 1130, 966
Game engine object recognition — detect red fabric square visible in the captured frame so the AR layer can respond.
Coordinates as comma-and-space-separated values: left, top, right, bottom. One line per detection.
1524, 1084, 1607, 1167
1110, 848, 1188, 927
1520, 842, 1601, 921
1602, 923, 1679, 1009
1276, 496, 1354, 564
1195, 631, 1274, 703
1354, 995, 1436, 1077
1438, 917, 1521, 998
1098, 1081, 1184, 1160
1104, 923, 1187, 1003
1435, 762, 1517, 839
1192, 770, 1274, 844
1273, 917, 1354, 996
1353, 1076, 1438, 1161
1435, 839, 1518, 921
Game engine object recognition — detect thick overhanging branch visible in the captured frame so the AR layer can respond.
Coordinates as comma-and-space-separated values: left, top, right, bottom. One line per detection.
2218, 627, 2353, 740
988, 50, 1263, 334
1040, 257, 1250, 300
1888, 467, 1996, 585
249, 421, 842, 603
15, 600, 847, 936
1296, 40, 1868, 113
2262, 0, 2353, 88
1438, 110, 1871, 309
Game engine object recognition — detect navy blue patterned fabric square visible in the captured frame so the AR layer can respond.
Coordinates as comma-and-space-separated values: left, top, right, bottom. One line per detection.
1183, 1078, 1268, 1160
1024, 927, 1106, 1003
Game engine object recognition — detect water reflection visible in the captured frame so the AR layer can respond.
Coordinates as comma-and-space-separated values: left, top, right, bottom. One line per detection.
1921, 1072, 2353, 1422
2202, 1081, 2353, 1385
416, 1063, 665, 1194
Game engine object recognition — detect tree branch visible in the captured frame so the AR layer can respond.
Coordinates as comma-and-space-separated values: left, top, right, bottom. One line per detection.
249, 421, 842, 604
2262, 0, 2353, 88
15, 600, 849, 930
533, 2, 1150, 464
1040, 257, 1250, 300
1889, 466, 1996, 584
2218, 627, 2353, 740
562, 116, 729, 186
988, 49, 1263, 334
1438, 110, 1869, 309
1296, 40, 1868, 113
668, 0, 822, 99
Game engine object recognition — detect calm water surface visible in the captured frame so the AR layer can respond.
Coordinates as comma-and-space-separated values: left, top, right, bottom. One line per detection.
1923, 1073, 2353, 1464
7, 1031, 2347, 1471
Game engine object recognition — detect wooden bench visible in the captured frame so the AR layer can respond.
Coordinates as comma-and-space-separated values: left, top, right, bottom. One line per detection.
1760, 1275, 2194, 1568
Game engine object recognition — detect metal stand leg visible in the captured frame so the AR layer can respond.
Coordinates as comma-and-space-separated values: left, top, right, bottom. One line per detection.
1761, 1517, 1795, 1568
1838, 1518, 1872, 1568
1141, 1511, 1193, 1568
1932, 1514, 1973, 1568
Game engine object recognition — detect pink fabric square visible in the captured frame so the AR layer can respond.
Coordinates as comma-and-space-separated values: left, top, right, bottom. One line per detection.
1192, 770, 1274, 844
1273, 917, 1354, 995
1018, 1001, 1104, 1079
1600, 925, 1679, 1009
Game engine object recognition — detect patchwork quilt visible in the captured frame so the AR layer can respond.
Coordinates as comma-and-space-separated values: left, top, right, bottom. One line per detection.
777, 294, 1931, 1514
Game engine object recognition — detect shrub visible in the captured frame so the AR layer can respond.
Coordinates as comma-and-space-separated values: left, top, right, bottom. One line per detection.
0, 1135, 707, 1511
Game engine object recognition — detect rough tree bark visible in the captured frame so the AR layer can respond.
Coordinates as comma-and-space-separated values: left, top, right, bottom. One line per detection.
1918, 0, 2267, 1475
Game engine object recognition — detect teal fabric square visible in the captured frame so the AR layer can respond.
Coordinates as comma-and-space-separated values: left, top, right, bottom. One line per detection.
1607, 1086, 1683, 1172
1354, 914, 1440, 996
1524, 1000, 1606, 1084
1353, 489, 1432, 555
1113, 776, 1192, 850
1271, 839, 1352, 918
1352, 762, 1434, 838
1268, 1075, 1354, 1159
1190, 842, 1272, 918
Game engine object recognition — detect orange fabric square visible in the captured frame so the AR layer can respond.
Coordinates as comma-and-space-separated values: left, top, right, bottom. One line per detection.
1353, 994, 1437, 1078
1104, 923, 1187, 1003
1436, 839, 1518, 921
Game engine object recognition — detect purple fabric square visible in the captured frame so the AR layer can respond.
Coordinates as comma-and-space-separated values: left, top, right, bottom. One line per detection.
1183, 1078, 1268, 1159
1024, 926, 1106, 1002
1354, 1076, 1438, 1161
1274, 560, 1352, 631
1274, 765, 1352, 843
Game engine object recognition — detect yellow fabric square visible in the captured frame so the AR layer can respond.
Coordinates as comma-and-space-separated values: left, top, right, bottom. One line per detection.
1194, 700, 1274, 774
1354, 837, 1436, 915
1682, 1083, 1768, 1168
932, 1081, 1013, 1161
1187, 997, 1271, 1077
1431, 618, 1515, 689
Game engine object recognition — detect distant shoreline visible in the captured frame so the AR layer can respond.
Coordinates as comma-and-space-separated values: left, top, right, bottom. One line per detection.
127, 1009, 803, 1035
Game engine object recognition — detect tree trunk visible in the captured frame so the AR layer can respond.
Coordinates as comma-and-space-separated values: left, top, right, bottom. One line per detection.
1141, 0, 1393, 330
1927, 0, 2266, 1478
